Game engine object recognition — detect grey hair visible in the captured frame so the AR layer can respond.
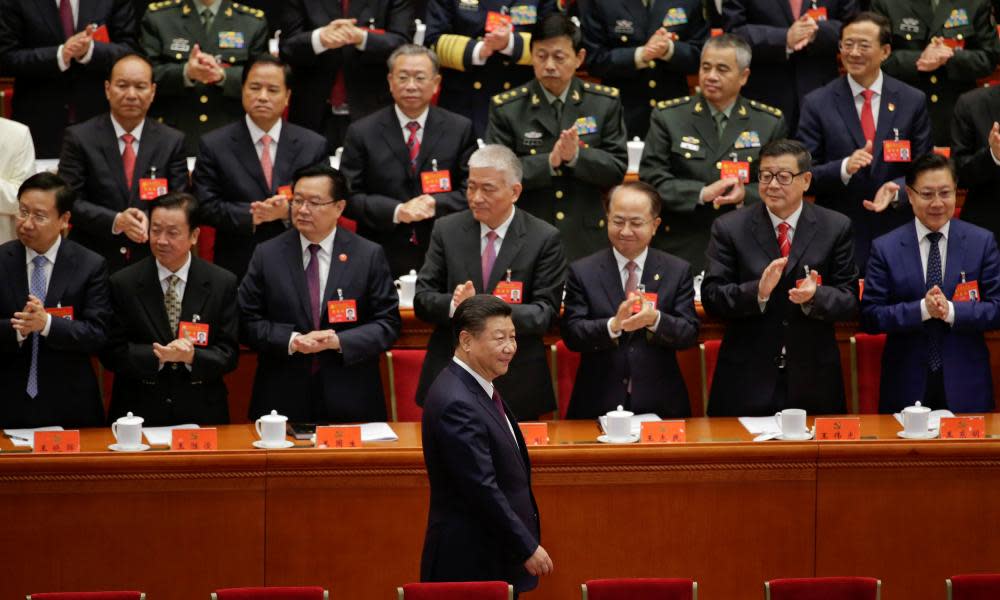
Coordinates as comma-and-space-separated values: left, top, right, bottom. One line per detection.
387, 43, 440, 75
702, 33, 752, 71
468, 144, 523, 185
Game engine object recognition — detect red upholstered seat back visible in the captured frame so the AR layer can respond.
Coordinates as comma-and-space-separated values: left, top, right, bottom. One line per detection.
767, 577, 880, 600
389, 349, 426, 422
854, 334, 886, 414
555, 340, 581, 419
949, 574, 1000, 599
400, 581, 510, 599
703, 339, 721, 396
214, 587, 326, 600
584, 577, 695, 599
30, 593, 144, 600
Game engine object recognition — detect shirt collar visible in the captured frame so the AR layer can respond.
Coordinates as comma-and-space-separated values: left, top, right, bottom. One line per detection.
915, 217, 950, 243
540, 83, 571, 105
452, 355, 494, 398
245, 114, 282, 145
709, 101, 735, 119
156, 252, 193, 284
847, 70, 884, 98
480, 206, 516, 240
110, 115, 145, 142
25, 235, 61, 266
394, 105, 430, 132
299, 228, 337, 257
612, 246, 649, 274
766, 202, 804, 232
198, 0, 222, 16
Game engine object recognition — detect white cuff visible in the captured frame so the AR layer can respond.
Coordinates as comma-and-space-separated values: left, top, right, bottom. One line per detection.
57, 45, 70, 72
449, 300, 458, 318
840, 158, 852, 185
660, 38, 675, 62
607, 317, 622, 339
646, 311, 661, 332
288, 332, 299, 355
945, 300, 955, 325
471, 41, 487, 66
16, 330, 26, 344
357, 29, 368, 51
499, 32, 515, 56
991, 146, 1000, 166
758, 295, 769, 312
392, 203, 402, 224
183, 63, 196, 87
78, 40, 95, 64
311, 28, 326, 54
41, 313, 52, 337
633, 46, 647, 69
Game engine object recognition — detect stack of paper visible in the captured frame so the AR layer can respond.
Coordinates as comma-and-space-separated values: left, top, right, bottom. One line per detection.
598, 413, 662, 436
4, 427, 63, 448
359, 423, 399, 442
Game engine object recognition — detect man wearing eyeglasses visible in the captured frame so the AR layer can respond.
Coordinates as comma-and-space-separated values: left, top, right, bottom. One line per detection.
797, 12, 932, 271
861, 153, 1000, 413
702, 139, 859, 417
560, 181, 699, 419
238, 163, 401, 422
339, 45, 477, 277
486, 13, 627, 262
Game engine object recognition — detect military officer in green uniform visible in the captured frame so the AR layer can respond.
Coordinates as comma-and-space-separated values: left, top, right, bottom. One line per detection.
872, 0, 1000, 145
140, 0, 269, 154
639, 34, 787, 272
486, 13, 627, 261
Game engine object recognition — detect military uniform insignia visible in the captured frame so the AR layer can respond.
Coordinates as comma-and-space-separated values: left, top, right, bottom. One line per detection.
458, 0, 478, 9
738, 104, 747, 117
662, 8, 688, 27
182, 3, 190, 15
945, 8, 969, 28
614, 20, 635, 34
531, 94, 540, 105
218, 31, 245, 49
694, 102, 703, 113
225, 7, 233, 17
735, 130, 761, 149
510, 5, 537, 25
169, 38, 190, 52
680, 136, 700, 151
571, 89, 581, 102
523, 131, 544, 146
574, 116, 598, 135
899, 17, 920, 33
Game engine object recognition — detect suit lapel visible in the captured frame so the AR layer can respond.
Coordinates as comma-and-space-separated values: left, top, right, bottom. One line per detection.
452, 364, 527, 469
690, 97, 718, 156
40, 1, 66, 40
943, 223, 966, 297
785, 202, 819, 279
929, 1, 950, 34
414, 108, 446, 173
599, 249, 627, 309
181, 0, 207, 47
563, 78, 585, 131
899, 222, 927, 299
874, 80, 899, 163
231, 123, 271, 198
179, 256, 210, 321
379, 112, 415, 176
487, 210, 527, 293
775, 0, 795, 23
715, 97, 751, 160
283, 232, 316, 326
989, 88, 1000, 129
132, 120, 160, 200
4, 244, 29, 308
321, 229, 354, 308
463, 216, 486, 292
136, 259, 174, 342
272, 125, 301, 191
528, 80, 561, 137
98, 116, 130, 208
751, 204, 782, 260
44, 240, 78, 307
834, 78, 866, 149
623, 0, 650, 34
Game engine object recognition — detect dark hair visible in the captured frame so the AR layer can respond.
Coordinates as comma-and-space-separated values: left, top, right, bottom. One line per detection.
387, 43, 440, 75
107, 53, 154, 82
242, 54, 293, 88
605, 181, 662, 217
843, 11, 892, 46
760, 139, 812, 173
530, 13, 583, 52
452, 295, 513, 344
150, 192, 200, 229
702, 33, 752, 70
906, 153, 956, 187
293, 163, 347, 202
18, 172, 75, 215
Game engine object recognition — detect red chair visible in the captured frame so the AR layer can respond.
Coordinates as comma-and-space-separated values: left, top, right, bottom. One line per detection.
397, 581, 512, 600
947, 574, 1000, 599
765, 577, 881, 600
852, 334, 886, 414
28, 593, 145, 600
212, 587, 327, 600
386, 349, 426, 422
582, 577, 697, 599
553, 340, 581, 419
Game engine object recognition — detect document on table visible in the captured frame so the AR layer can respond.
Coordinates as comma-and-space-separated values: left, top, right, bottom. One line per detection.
598, 413, 662, 436
360, 422, 399, 442
142, 424, 199, 446
4, 426, 64, 448
892, 410, 954, 431
738, 416, 782, 435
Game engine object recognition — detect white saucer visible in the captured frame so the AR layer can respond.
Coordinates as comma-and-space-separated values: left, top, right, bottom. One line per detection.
597, 433, 640, 444
252, 440, 295, 449
108, 443, 150, 452
897, 430, 939, 440
776, 431, 814, 441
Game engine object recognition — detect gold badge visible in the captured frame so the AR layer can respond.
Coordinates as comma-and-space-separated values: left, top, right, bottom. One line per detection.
182, 3, 190, 14
887, 103, 896, 112
738, 104, 747, 117
531, 94, 540, 105
571, 89, 580, 102
694, 102, 703, 113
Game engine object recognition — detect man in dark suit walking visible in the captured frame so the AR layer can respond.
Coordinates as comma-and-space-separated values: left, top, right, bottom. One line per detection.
0, 173, 112, 428
0, 0, 138, 157
862, 154, 1000, 413
59, 53, 188, 273
951, 85, 1000, 238
702, 139, 859, 417
561, 182, 699, 419
193, 55, 329, 281
238, 164, 401, 422
414, 144, 566, 420
421, 294, 553, 595
103, 193, 239, 425
340, 44, 476, 277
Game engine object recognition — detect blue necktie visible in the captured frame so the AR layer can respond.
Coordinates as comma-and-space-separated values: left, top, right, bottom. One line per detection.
926, 231, 944, 372
26, 255, 49, 398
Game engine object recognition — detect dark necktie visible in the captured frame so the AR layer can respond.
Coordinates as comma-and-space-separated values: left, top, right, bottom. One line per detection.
926, 231, 944, 372
552, 98, 563, 126
201, 8, 214, 32
492, 389, 506, 420
328, 0, 350, 109
481, 230, 498, 292
306, 244, 321, 330
714, 111, 728, 139
59, 0, 75, 38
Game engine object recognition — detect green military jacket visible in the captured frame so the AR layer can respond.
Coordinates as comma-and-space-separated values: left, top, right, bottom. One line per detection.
639, 93, 786, 271
486, 77, 627, 261
141, 0, 269, 154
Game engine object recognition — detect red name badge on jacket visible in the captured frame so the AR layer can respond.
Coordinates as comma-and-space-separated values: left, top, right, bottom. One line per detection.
45, 306, 74, 321
954, 275, 981, 302
941, 37, 965, 50
883, 139, 912, 162
92, 24, 110, 43
485, 11, 513, 31
328, 299, 358, 323
277, 185, 293, 200
493, 281, 524, 304
178, 321, 210, 346
139, 178, 168, 200
421, 170, 452, 194
806, 6, 828, 20
631, 292, 658, 314
720, 160, 750, 184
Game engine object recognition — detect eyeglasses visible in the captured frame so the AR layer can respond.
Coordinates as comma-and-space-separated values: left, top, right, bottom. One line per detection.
609, 217, 654, 229
911, 188, 956, 202
291, 197, 338, 209
17, 209, 52, 224
840, 40, 875, 53
759, 170, 806, 186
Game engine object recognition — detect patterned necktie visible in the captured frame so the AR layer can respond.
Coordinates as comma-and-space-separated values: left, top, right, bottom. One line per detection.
306, 244, 322, 330
926, 231, 944, 372
59, 0, 75, 38
164, 274, 181, 335
860, 89, 876, 144
482, 230, 498, 292
777, 222, 791, 258
405, 121, 421, 173
260, 134, 274, 191
122, 133, 136, 190
625, 260, 638, 294
25, 255, 49, 399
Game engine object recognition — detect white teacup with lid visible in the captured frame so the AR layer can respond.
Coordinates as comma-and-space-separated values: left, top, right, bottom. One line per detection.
111, 411, 144, 449
395, 269, 417, 307
605, 405, 634, 442
901, 401, 932, 435
255, 410, 289, 447
775, 408, 809, 439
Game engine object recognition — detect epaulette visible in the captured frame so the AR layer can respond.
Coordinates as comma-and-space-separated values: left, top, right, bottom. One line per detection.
492, 86, 530, 106
147, 0, 181, 12
232, 2, 265, 18
656, 96, 692, 110
748, 99, 783, 118
582, 82, 620, 98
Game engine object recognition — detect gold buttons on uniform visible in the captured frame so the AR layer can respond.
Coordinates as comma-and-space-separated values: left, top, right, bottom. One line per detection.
747, 156, 753, 163
648, 80, 656, 89
229, 56, 236, 63
905, 34, 912, 40
503, 82, 511, 90
621, 35, 628, 42
684, 152, 691, 159
530, 149, 537, 155
473, 81, 482, 90
199, 114, 208, 122
555, 190, 564, 199
200, 95, 208, 104
958, 34, 964, 40
931, 94, 939, 103
663, 225, 670, 232
930, 76, 937, 84
599, 219, 605, 227
175, 53, 183, 59
716, 161, 722, 169
649, 99, 657, 107
555, 211, 565, 221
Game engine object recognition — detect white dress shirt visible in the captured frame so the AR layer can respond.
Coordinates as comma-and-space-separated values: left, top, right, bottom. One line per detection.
449, 207, 517, 317
471, 30, 516, 65
759, 202, 804, 310
452, 355, 519, 446
607, 246, 661, 337
915, 218, 955, 324
55, 0, 95, 72
156, 252, 192, 299
310, 24, 369, 54
841, 71, 885, 184
245, 115, 282, 166
17, 236, 61, 343
111, 115, 145, 157
288, 228, 338, 353
390, 105, 430, 224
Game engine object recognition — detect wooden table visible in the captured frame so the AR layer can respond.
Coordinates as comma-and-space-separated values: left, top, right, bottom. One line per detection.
2, 416, 999, 600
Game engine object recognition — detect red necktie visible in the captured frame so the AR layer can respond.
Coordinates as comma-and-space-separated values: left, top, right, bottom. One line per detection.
59, 0, 75, 38
482, 230, 498, 292
777, 222, 791, 258
260, 134, 274, 191
789, 0, 802, 18
328, 0, 349, 109
624, 260, 638, 294
121, 133, 136, 190
405, 121, 421, 172
860, 89, 876, 143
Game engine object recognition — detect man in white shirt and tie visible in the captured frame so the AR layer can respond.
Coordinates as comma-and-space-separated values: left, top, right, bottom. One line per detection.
0, 117, 36, 245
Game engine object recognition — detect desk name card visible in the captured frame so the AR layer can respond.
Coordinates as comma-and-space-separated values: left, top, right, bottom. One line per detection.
316, 425, 362, 448
34, 430, 80, 453
518, 422, 548, 446
171, 428, 217, 451
815, 418, 861, 441
939, 416, 985, 439
640, 420, 686, 444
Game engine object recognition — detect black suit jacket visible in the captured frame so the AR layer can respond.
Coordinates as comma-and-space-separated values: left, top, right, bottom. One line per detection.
193, 118, 329, 280
0, 0, 138, 157
102, 255, 239, 425
952, 86, 1000, 237
701, 202, 859, 416
561, 248, 699, 419
420, 361, 540, 593
340, 104, 476, 276
0, 238, 111, 428
414, 209, 566, 419
278, 0, 414, 134
59, 114, 188, 273
238, 227, 401, 422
